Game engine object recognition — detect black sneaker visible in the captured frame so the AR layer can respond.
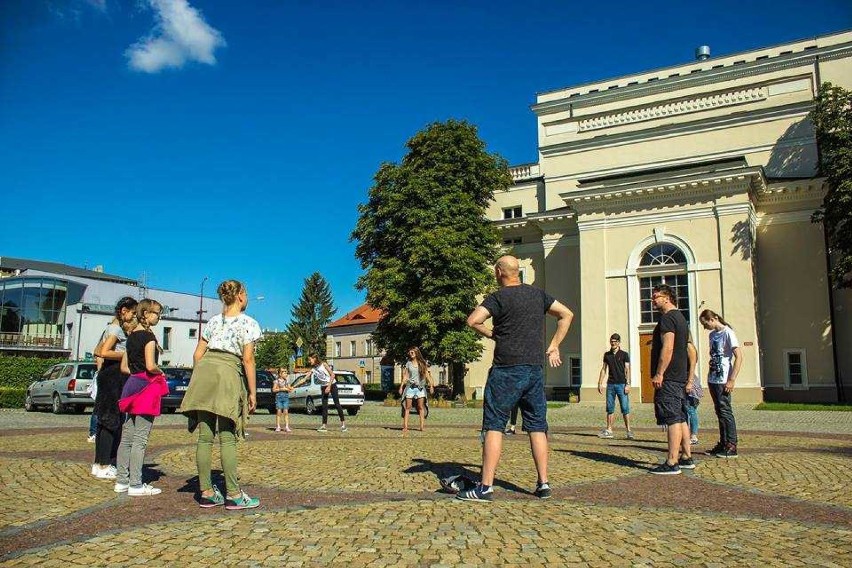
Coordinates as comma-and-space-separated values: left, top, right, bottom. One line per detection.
678, 456, 696, 469
717, 443, 739, 459
706, 442, 724, 457
534, 482, 552, 499
649, 461, 682, 475
504, 427, 516, 435
455, 483, 494, 502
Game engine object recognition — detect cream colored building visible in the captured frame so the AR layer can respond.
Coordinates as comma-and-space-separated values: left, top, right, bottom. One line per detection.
466, 30, 852, 403
325, 304, 447, 387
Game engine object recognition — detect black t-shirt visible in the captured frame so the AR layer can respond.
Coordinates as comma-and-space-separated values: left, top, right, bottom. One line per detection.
603, 349, 630, 385
480, 284, 556, 366
650, 309, 689, 383
126, 330, 158, 375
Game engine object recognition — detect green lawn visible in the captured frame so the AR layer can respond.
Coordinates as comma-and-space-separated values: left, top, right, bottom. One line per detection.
754, 402, 852, 411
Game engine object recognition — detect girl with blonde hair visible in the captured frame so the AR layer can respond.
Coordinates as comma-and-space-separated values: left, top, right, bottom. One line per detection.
179, 280, 262, 510
398, 346, 434, 434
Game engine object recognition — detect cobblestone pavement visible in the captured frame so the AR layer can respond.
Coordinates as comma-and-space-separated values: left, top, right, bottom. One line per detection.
1, 405, 850, 566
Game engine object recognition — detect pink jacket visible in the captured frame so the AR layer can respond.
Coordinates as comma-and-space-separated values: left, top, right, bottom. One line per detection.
119, 372, 169, 416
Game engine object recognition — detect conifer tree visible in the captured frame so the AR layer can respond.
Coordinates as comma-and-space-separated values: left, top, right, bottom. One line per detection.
285, 273, 337, 360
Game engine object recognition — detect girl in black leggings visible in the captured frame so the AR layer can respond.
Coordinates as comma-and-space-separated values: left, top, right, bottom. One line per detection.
307, 353, 346, 432
91, 297, 138, 480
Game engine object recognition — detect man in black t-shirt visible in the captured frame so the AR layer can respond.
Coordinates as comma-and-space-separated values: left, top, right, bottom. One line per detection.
459, 255, 574, 502
649, 284, 695, 475
597, 333, 633, 439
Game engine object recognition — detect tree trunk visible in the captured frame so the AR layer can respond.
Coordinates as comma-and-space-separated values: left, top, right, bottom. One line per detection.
450, 362, 466, 400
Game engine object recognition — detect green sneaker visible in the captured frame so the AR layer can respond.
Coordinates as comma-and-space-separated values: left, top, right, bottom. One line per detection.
199, 486, 224, 508
225, 491, 260, 510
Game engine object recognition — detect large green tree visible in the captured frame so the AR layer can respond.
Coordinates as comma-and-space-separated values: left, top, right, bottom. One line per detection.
285, 273, 337, 359
255, 331, 293, 370
352, 119, 512, 395
811, 82, 852, 288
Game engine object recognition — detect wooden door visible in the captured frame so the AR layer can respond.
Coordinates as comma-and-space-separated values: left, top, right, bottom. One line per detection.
639, 333, 654, 403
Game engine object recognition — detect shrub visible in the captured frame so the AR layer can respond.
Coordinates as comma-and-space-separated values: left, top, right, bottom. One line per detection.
0, 387, 27, 409
0, 356, 67, 389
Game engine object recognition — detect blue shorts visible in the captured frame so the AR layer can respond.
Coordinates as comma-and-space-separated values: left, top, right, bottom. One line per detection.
606, 383, 630, 415
482, 365, 547, 433
275, 393, 290, 410
404, 386, 426, 399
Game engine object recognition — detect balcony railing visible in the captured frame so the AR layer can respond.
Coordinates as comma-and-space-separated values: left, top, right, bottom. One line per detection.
509, 163, 541, 182
0, 332, 66, 350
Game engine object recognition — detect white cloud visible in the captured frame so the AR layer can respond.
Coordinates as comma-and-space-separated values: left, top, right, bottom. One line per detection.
85, 0, 108, 12
126, 0, 225, 73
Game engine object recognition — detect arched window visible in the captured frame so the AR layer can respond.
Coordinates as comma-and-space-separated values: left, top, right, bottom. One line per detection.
638, 243, 689, 324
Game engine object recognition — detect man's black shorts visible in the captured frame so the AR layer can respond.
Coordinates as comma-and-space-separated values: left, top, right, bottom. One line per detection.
654, 380, 688, 426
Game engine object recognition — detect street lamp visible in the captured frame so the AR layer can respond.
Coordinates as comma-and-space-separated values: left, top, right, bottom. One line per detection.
196, 276, 208, 341
75, 305, 91, 360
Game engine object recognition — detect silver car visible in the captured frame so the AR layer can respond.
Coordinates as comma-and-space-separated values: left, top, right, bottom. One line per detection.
25, 361, 97, 414
288, 370, 364, 416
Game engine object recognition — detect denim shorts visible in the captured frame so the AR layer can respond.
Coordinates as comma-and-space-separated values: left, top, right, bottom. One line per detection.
275, 393, 290, 410
482, 365, 547, 433
654, 380, 687, 426
606, 383, 630, 415
404, 386, 426, 399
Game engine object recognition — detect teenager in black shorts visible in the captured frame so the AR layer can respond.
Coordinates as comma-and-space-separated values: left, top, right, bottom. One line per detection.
649, 284, 695, 475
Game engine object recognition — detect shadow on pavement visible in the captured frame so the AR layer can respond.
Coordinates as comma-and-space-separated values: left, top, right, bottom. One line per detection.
403, 458, 533, 495
556, 449, 653, 471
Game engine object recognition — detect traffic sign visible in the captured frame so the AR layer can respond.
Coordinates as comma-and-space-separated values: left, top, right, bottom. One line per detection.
359, 360, 365, 368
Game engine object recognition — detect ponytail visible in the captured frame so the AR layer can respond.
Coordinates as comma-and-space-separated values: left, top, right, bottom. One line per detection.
699, 308, 732, 329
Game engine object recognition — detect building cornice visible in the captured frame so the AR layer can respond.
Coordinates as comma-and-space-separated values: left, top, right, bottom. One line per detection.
566, 167, 764, 214
754, 178, 827, 206
532, 37, 851, 115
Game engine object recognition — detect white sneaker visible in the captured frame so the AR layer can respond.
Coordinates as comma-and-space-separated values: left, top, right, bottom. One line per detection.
95, 465, 117, 480
87, 435, 96, 443
128, 483, 162, 496
114, 482, 129, 493
598, 429, 614, 439
91, 464, 99, 476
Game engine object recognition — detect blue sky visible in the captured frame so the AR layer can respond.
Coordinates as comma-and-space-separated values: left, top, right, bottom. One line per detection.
1, 0, 850, 329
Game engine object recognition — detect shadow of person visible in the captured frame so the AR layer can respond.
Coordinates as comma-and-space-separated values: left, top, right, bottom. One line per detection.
141, 463, 165, 483
556, 449, 653, 471
403, 458, 533, 495
176, 471, 226, 495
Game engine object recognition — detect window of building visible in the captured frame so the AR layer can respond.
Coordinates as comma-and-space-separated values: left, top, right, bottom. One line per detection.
365, 339, 373, 356
784, 349, 808, 389
638, 243, 689, 324
162, 327, 172, 351
350, 341, 356, 357
569, 357, 581, 385
503, 206, 523, 219
189, 328, 197, 339
365, 370, 372, 383
335, 342, 341, 358
502, 237, 523, 245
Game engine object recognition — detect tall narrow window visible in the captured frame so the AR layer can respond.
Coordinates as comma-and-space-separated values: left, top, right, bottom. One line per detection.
335, 342, 341, 357
569, 357, 581, 385
350, 340, 356, 357
638, 243, 689, 324
163, 327, 172, 351
784, 349, 807, 388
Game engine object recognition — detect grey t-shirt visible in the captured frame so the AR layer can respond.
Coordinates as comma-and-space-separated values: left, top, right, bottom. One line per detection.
480, 284, 556, 366
103, 323, 128, 352
405, 360, 425, 388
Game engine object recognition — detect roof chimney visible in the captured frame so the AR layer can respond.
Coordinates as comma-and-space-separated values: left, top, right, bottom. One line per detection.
695, 45, 711, 61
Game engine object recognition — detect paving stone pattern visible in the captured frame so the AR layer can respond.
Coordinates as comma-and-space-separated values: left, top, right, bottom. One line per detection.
1, 405, 850, 566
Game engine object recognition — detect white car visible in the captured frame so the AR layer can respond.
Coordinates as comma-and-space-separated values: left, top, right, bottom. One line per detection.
288, 370, 364, 416
25, 361, 97, 414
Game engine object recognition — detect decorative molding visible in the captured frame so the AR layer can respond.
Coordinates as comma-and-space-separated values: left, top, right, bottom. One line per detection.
570, 87, 767, 134
607, 261, 721, 279
540, 104, 811, 157
755, 179, 826, 205
714, 202, 754, 217
542, 235, 579, 252
576, 207, 717, 231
